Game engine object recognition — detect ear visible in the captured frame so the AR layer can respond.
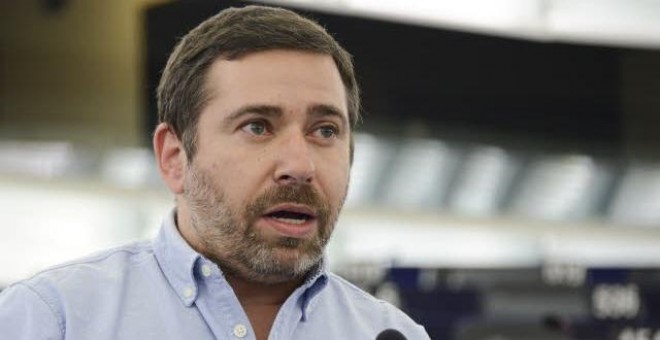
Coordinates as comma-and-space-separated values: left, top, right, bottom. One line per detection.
153, 123, 187, 194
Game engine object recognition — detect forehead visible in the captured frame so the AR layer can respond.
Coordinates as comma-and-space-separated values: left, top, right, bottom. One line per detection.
203, 49, 348, 117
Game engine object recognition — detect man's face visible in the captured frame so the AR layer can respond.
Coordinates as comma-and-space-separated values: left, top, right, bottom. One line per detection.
181, 50, 351, 284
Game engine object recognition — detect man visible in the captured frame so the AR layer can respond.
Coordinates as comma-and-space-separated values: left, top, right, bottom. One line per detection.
0, 6, 430, 339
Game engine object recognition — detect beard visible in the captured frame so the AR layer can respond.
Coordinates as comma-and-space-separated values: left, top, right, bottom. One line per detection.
182, 164, 343, 284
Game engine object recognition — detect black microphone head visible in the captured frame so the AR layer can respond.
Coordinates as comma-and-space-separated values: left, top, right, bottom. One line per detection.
376, 329, 407, 340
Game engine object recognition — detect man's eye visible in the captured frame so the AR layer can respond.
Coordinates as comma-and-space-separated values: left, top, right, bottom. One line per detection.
242, 121, 269, 136
316, 125, 338, 139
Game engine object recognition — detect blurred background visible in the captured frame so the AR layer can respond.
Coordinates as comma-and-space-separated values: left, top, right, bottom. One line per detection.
2, 0, 660, 339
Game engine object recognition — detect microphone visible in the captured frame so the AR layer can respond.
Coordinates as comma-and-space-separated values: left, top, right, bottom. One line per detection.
376, 329, 407, 340
542, 314, 572, 336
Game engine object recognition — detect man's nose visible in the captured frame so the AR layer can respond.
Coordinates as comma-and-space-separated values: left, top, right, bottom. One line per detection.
273, 131, 316, 185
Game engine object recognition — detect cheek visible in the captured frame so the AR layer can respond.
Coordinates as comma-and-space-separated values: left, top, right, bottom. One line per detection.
208, 151, 267, 198
321, 159, 351, 204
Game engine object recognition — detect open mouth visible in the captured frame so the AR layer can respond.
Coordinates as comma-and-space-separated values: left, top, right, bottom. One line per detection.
262, 204, 317, 225
264, 210, 314, 225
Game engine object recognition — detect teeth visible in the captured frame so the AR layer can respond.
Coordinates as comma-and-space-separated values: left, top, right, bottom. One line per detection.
272, 217, 306, 225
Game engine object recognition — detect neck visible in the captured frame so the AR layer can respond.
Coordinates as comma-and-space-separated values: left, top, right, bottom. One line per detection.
225, 274, 305, 340
224, 272, 303, 306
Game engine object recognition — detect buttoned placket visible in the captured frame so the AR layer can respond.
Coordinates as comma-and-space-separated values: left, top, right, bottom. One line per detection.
193, 260, 256, 340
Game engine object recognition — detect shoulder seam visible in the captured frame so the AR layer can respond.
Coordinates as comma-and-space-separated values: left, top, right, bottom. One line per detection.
32, 240, 152, 276
18, 282, 65, 337
327, 272, 382, 300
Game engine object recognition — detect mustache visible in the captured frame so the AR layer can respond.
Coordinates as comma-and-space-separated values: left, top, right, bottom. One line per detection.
246, 183, 330, 223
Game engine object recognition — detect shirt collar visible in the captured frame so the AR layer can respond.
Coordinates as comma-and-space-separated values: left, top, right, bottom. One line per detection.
299, 261, 328, 321
153, 208, 330, 313
153, 209, 201, 306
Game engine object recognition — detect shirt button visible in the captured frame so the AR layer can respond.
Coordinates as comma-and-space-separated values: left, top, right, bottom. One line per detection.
201, 264, 212, 277
233, 324, 248, 338
183, 287, 194, 298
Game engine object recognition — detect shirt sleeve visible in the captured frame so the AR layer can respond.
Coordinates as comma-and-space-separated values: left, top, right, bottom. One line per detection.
0, 283, 64, 340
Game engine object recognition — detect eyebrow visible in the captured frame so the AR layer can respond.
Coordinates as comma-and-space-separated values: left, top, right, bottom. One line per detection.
223, 103, 348, 128
223, 105, 283, 128
308, 104, 349, 129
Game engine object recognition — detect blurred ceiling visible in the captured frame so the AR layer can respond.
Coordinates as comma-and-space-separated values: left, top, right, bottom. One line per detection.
264, 0, 660, 49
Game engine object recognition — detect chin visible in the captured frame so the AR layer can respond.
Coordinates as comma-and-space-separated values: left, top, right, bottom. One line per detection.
272, 247, 320, 269
250, 249, 321, 282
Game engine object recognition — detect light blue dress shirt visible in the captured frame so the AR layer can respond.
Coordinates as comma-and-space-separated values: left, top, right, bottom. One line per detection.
0, 211, 430, 339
